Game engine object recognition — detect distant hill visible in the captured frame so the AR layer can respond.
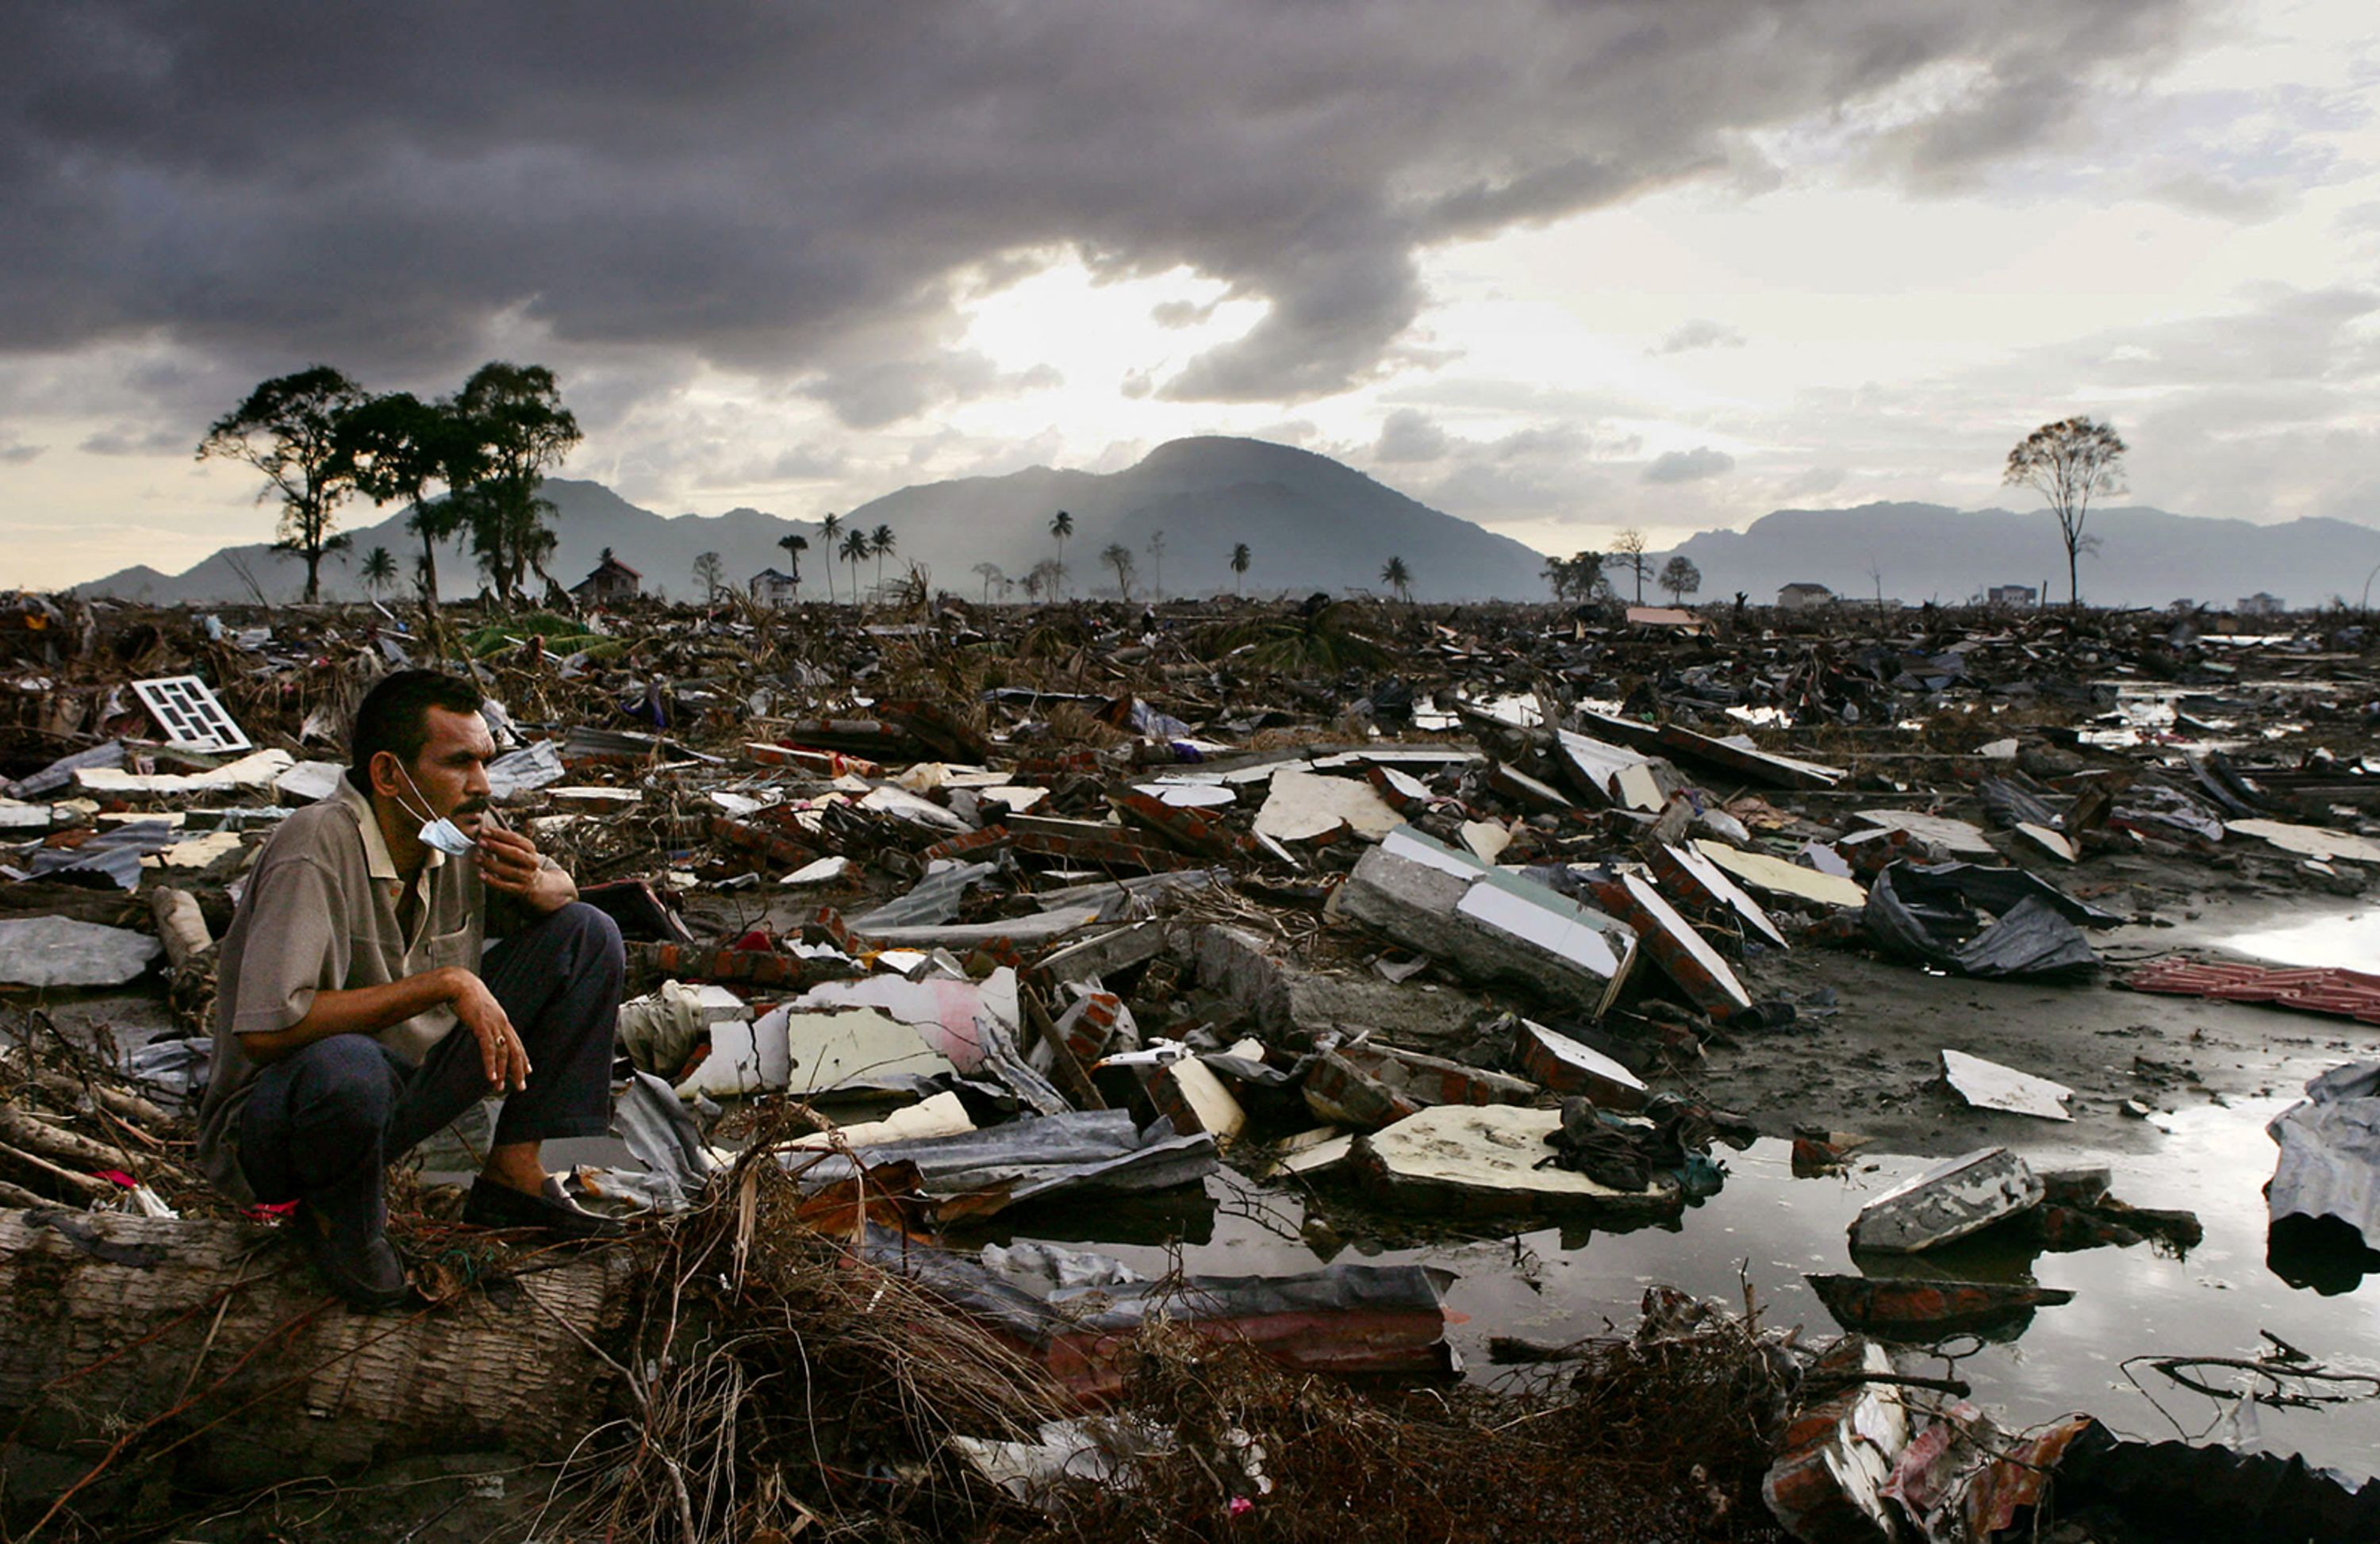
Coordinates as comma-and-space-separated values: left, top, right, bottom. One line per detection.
74, 437, 1552, 605
1653, 502, 2380, 611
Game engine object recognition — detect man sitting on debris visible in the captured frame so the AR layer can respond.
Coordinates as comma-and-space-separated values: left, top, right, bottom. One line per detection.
197, 669, 626, 1308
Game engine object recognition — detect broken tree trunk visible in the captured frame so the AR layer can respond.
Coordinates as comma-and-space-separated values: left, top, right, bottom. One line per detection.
0, 1207, 638, 1492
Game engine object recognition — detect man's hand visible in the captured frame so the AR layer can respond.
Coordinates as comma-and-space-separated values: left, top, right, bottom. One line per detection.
475, 824, 574, 913
451, 970, 531, 1092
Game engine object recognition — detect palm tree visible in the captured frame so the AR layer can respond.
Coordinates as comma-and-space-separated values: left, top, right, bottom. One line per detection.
777, 532, 808, 599
1050, 509, 1074, 597
839, 527, 869, 599
1380, 555, 1413, 604
818, 513, 842, 603
870, 524, 896, 588
359, 545, 397, 599
1230, 541, 1251, 597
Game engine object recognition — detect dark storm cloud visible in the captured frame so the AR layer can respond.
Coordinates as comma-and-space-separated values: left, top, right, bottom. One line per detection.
1642, 446, 1735, 483
0, 1, 2199, 422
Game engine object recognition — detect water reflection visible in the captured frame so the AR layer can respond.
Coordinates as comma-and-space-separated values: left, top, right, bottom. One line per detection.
2227, 910, 2380, 971
1000, 1099, 2380, 1475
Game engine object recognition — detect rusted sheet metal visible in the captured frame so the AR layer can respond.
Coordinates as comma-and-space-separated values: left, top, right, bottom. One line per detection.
1576, 707, 1844, 791
1806, 1273, 2074, 1337
1588, 871, 1752, 1019
1650, 841, 1787, 948
2123, 958, 2380, 1024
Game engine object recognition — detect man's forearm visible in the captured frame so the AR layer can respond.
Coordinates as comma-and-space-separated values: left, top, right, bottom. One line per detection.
237, 968, 470, 1064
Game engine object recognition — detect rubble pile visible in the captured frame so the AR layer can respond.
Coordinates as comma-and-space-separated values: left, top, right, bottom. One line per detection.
1, 586, 2377, 1541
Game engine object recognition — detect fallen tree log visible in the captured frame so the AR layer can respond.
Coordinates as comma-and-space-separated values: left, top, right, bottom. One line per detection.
0, 1207, 638, 1495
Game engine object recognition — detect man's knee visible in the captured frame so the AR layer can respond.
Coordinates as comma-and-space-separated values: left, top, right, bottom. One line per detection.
243, 1035, 397, 1196
522, 901, 625, 976
283, 1035, 397, 1135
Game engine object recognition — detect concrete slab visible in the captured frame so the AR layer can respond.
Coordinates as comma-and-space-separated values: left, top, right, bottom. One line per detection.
1693, 839, 1868, 909
1848, 1147, 2042, 1253
1356, 1104, 1684, 1223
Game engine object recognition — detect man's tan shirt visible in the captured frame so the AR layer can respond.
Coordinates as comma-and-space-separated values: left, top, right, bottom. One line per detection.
195, 778, 483, 1204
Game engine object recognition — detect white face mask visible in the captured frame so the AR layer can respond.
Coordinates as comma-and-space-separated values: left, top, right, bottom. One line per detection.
393, 761, 478, 857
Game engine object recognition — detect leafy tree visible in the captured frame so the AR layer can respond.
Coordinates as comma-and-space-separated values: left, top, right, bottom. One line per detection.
776, 532, 808, 596
1611, 528, 1650, 604
196, 365, 369, 603
1101, 541, 1136, 599
1050, 509, 1074, 596
448, 362, 581, 605
1542, 550, 1604, 602
871, 524, 896, 588
817, 513, 842, 603
972, 561, 1005, 604
337, 388, 472, 607
1659, 555, 1702, 603
359, 545, 397, 597
1380, 555, 1413, 603
693, 551, 724, 600
2004, 416, 2126, 608
1027, 557, 1066, 602
1019, 567, 1044, 603
1230, 541, 1252, 596
1146, 528, 1166, 599
839, 527, 870, 598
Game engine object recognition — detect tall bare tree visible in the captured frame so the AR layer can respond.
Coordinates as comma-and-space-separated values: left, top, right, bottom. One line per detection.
2004, 417, 2126, 608
197, 365, 368, 603
1101, 541, 1136, 599
1610, 528, 1650, 604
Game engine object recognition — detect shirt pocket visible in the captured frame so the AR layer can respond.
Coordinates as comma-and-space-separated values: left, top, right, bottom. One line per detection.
424, 924, 478, 974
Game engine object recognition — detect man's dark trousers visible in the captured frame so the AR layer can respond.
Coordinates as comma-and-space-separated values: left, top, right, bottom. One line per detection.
238, 902, 624, 1218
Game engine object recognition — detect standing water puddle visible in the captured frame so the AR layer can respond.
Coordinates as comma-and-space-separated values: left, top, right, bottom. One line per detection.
2227, 909, 2380, 972
985, 1100, 2380, 1477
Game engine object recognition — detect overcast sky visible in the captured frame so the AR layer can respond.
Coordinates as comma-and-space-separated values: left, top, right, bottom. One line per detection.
2, 0, 2375, 590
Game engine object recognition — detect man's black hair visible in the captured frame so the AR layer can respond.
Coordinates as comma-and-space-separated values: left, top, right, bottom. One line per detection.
347, 670, 486, 793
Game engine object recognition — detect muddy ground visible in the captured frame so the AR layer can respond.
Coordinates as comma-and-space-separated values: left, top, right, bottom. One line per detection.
1705, 865, 2369, 1159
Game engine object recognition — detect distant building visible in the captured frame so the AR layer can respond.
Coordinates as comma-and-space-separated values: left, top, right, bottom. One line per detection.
2236, 593, 2284, 617
570, 554, 641, 605
750, 567, 799, 608
1986, 584, 2036, 607
2169, 598, 2198, 614
1777, 582, 1833, 611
